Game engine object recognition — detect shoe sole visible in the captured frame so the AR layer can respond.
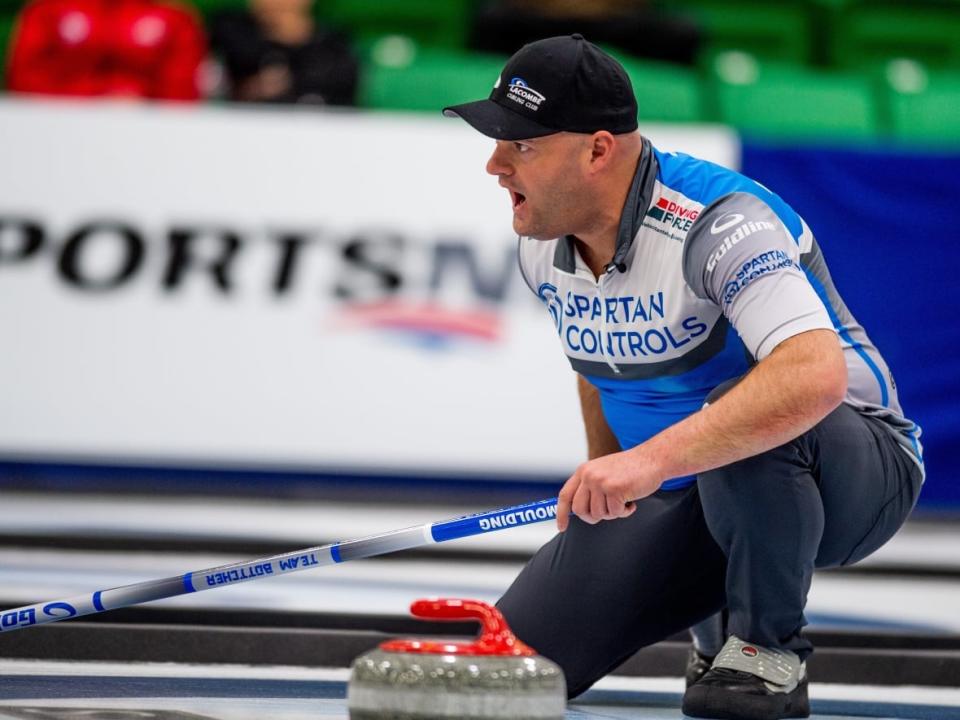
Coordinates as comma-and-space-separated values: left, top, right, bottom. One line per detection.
682, 683, 810, 720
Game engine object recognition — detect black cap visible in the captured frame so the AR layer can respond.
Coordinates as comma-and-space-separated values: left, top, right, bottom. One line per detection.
443, 34, 638, 140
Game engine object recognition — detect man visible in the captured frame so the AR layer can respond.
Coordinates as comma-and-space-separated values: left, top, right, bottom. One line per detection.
444, 35, 923, 720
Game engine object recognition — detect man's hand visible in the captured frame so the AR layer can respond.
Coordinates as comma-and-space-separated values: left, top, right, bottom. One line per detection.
556, 447, 664, 531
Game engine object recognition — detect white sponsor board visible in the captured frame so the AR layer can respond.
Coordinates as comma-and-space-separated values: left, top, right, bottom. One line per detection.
0, 97, 739, 480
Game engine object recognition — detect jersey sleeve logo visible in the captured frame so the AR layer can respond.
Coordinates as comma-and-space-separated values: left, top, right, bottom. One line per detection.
710, 212, 745, 235
721, 249, 794, 305
706, 218, 778, 273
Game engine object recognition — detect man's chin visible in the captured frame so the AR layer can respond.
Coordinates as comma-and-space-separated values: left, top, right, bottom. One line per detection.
513, 220, 557, 241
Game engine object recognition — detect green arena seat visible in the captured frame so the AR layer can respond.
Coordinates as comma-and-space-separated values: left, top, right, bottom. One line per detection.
883, 59, 960, 145
359, 47, 506, 112
664, 0, 815, 65
317, 0, 473, 50
614, 54, 708, 123
710, 51, 879, 140
824, 0, 960, 70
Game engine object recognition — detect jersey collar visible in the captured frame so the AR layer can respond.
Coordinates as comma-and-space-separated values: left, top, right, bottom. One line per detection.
552, 136, 659, 275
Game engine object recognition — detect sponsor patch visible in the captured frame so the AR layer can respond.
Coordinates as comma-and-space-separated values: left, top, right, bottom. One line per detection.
644, 196, 701, 240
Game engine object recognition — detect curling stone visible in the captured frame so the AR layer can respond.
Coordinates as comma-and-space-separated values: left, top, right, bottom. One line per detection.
348, 598, 566, 720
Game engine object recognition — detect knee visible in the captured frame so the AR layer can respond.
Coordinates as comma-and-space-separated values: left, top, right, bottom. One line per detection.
697, 448, 825, 548
697, 452, 777, 508
697, 445, 817, 525
697, 440, 811, 503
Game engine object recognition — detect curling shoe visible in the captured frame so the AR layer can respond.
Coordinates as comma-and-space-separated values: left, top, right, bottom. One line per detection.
681, 635, 809, 720
685, 646, 715, 688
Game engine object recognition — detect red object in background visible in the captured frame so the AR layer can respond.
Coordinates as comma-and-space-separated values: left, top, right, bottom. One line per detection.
6, 0, 207, 100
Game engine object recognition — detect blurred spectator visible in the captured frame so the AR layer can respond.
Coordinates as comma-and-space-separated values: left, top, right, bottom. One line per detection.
209, 0, 358, 106
6, 0, 207, 100
469, 0, 702, 67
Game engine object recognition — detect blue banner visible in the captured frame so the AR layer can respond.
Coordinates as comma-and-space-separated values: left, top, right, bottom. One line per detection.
742, 140, 960, 509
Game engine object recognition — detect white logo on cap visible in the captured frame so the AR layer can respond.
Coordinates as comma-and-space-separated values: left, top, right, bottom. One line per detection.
507, 77, 546, 112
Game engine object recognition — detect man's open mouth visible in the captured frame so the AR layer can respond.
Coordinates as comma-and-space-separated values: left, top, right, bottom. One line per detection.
511, 190, 527, 209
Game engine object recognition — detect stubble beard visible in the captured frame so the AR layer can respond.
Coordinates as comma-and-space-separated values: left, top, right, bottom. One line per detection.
514, 178, 585, 241
515, 211, 562, 241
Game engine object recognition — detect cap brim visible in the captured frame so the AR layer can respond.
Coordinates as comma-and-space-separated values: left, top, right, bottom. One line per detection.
443, 99, 557, 140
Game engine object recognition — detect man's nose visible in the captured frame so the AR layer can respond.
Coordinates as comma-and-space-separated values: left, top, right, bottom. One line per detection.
486, 144, 511, 177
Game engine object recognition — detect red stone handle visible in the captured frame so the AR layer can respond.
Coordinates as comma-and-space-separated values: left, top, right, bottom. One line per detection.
379, 598, 536, 656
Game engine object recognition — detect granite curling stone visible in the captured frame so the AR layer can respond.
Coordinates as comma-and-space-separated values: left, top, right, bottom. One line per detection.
348, 597, 566, 720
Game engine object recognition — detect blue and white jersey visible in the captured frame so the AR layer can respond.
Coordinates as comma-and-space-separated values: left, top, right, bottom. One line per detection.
518, 139, 923, 489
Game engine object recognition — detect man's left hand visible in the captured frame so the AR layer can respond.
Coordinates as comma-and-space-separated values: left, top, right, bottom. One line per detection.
556, 448, 664, 532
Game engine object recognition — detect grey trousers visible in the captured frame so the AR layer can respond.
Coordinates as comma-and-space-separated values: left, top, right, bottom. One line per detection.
496, 403, 923, 698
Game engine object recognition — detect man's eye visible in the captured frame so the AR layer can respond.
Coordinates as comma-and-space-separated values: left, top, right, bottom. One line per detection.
514, 143, 530, 153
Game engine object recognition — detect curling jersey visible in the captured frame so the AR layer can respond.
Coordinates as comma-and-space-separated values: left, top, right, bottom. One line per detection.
518, 139, 923, 490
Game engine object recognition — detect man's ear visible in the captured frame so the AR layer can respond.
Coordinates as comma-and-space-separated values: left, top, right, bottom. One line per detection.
587, 131, 616, 173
